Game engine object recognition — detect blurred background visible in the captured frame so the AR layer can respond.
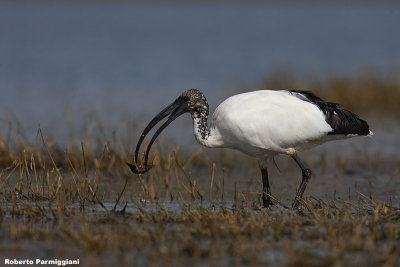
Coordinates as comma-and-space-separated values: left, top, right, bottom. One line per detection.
1, 3, 399, 264
1, 1, 399, 143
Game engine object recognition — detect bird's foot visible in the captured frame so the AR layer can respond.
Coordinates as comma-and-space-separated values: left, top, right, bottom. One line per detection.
262, 199, 274, 208
291, 196, 303, 210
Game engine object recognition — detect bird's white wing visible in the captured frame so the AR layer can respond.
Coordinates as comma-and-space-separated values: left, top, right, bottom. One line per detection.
211, 90, 333, 154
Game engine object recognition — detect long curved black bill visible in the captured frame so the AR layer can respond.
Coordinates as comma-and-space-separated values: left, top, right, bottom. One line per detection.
143, 107, 186, 167
131, 99, 186, 173
134, 100, 180, 164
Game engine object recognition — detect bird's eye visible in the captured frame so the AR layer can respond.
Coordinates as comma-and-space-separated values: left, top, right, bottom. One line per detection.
183, 96, 190, 102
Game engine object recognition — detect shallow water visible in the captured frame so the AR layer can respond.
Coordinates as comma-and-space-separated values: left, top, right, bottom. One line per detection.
1, 140, 398, 266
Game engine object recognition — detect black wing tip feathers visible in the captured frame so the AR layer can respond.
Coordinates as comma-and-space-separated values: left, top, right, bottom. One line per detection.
290, 90, 370, 136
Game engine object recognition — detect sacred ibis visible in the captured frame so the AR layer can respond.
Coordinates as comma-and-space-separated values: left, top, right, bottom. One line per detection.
128, 89, 371, 209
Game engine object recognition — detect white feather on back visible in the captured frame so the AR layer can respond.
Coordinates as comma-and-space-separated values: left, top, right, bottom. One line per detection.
210, 90, 333, 157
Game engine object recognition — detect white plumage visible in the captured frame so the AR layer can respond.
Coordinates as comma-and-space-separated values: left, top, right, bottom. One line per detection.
202, 90, 334, 156
131, 89, 371, 209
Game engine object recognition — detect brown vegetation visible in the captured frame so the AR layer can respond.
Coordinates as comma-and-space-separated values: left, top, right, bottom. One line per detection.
0, 71, 399, 266
236, 70, 400, 117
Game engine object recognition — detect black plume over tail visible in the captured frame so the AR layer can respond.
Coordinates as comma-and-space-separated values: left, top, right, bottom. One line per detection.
290, 90, 370, 136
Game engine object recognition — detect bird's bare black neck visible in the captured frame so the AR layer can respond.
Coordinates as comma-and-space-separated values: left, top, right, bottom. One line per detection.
193, 111, 210, 141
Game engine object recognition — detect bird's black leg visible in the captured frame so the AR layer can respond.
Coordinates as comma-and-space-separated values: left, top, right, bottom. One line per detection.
261, 166, 273, 208
291, 154, 312, 209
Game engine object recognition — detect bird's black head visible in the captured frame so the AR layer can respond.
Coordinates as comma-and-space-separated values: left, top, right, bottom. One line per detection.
177, 89, 209, 119
130, 89, 208, 174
